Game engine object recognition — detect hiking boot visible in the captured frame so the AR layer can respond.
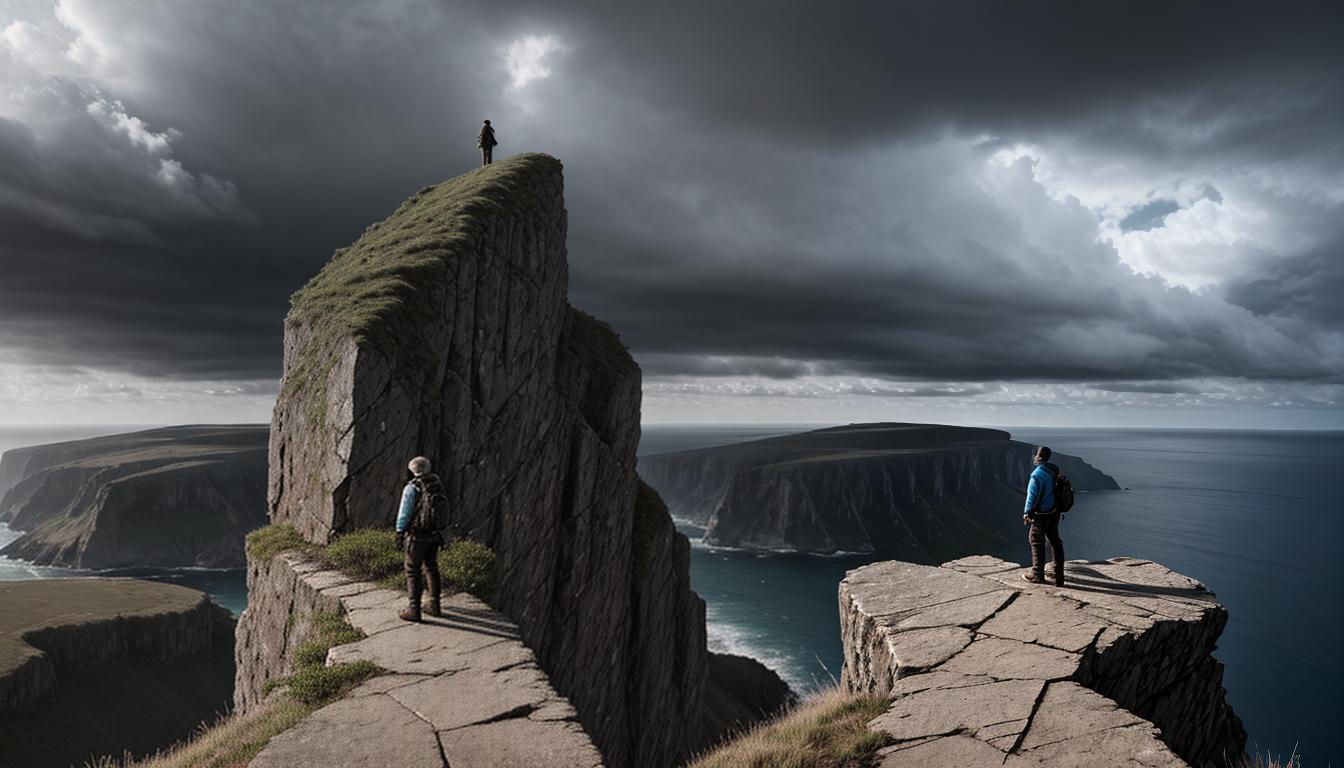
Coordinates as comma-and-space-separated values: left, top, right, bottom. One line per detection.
398, 607, 421, 622
424, 600, 442, 618
1051, 575, 1066, 587
1021, 571, 1045, 584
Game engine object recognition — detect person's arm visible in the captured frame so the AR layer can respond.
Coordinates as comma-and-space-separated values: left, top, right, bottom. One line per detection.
396, 483, 418, 533
1023, 471, 1040, 519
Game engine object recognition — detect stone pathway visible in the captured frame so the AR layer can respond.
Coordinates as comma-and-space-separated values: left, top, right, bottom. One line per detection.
248, 566, 603, 768
841, 556, 1246, 767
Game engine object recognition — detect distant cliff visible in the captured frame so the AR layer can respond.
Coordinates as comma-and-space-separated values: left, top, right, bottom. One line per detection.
841, 556, 1246, 767
246, 154, 788, 767
0, 578, 235, 767
0, 425, 267, 568
638, 423, 1119, 557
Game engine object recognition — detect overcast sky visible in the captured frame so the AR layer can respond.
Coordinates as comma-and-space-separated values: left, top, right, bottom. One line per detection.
1, 1, 1341, 427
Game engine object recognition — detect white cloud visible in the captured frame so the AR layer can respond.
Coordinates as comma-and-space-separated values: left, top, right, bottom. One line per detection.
503, 34, 565, 90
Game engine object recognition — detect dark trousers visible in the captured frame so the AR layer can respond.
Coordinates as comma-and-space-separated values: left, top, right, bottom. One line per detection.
481, 147, 493, 165
1028, 512, 1064, 581
404, 535, 442, 610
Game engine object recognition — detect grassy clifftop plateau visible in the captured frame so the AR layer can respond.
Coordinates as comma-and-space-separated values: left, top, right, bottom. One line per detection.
282, 152, 564, 407
0, 579, 235, 767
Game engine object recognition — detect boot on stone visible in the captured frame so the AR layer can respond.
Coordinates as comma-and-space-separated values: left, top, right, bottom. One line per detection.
398, 606, 421, 622
424, 598, 442, 618
1020, 570, 1045, 584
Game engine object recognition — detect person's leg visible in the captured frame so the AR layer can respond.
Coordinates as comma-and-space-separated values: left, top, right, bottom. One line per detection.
401, 538, 426, 620
422, 539, 442, 616
1028, 518, 1046, 577
1045, 515, 1065, 584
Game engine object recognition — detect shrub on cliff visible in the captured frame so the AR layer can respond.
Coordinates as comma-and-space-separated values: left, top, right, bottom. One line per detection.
245, 524, 311, 560
439, 538, 496, 600
320, 529, 401, 581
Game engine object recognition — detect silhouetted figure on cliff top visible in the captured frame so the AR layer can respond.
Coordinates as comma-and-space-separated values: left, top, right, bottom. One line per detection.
478, 119, 497, 166
395, 455, 446, 622
1021, 446, 1065, 586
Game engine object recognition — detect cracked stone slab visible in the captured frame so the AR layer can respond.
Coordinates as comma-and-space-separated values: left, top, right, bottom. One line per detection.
327, 623, 505, 675
844, 561, 1011, 621
1017, 682, 1148, 752
389, 662, 559, 732
868, 677, 1043, 745
435, 717, 605, 768
885, 626, 973, 672
977, 592, 1107, 653
844, 556, 1246, 768
879, 734, 1008, 766
938, 636, 1079, 681
248, 694, 443, 768
892, 588, 1017, 631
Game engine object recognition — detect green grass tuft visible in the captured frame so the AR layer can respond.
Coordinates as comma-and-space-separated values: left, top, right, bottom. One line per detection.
438, 539, 497, 601
246, 524, 312, 560
319, 528, 402, 582
284, 660, 381, 705
690, 687, 892, 768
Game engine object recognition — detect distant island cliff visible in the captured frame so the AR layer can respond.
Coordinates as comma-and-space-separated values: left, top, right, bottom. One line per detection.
638, 423, 1119, 557
0, 425, 267, 568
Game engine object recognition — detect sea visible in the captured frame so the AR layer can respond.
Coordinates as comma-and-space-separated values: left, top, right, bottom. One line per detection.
1, 423, 1339, 764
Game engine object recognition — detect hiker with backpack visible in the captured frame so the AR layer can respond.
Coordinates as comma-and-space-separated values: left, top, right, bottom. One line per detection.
1021, 445, 1074, 587
395, 455, 449, 622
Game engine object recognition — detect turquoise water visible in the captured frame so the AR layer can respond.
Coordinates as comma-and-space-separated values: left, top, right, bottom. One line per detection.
3, 424, 1339, 762
639, 425, 1344, 765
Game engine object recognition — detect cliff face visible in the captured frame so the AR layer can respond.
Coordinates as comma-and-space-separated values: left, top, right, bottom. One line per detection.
840, 556, 1246, 767
252, 154, 719, 767
0, 425, 267, 568
637, 423, 1119, 557
0, 579, 235, 767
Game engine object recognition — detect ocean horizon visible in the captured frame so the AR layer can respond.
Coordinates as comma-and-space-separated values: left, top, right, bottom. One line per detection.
2, 423, 1340, 763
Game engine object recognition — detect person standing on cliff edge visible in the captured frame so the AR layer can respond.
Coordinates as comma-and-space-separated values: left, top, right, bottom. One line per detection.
478, 119, 497, 166
1021, 446, 1065, 586
395, 456, 446, 622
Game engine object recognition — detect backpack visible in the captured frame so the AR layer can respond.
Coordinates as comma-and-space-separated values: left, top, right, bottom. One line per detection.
411, 475, 450, 534
1048, 464, 1075, 514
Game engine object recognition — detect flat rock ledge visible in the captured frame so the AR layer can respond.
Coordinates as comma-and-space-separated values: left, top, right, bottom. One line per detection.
840, 556, 1247, 768
247, 554, 602, 768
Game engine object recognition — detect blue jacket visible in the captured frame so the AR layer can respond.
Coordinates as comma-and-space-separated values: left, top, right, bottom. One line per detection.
395, 481, 419, 533
1023, 463, 1056, 515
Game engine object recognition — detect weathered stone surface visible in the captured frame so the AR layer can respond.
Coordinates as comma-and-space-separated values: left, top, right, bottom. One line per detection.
246, 153, 784, 767
249, 694, 443, 768
243, 553, 604, 768
842, 556, 1248, 767
879, 734, 1008, 766
436, 717, 604, 768
637, 422, 1119, 556
868, 677, 1042, 745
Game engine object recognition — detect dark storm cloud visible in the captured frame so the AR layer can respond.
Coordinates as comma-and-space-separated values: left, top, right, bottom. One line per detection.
0, 0, 1341, 391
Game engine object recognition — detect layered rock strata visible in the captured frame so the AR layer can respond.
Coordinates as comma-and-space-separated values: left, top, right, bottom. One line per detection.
638, 423, 1119, 557
239, 551, 602, 768
0, 425, 267, 568
249, 154, 784, 767
840, 556, 1246, 767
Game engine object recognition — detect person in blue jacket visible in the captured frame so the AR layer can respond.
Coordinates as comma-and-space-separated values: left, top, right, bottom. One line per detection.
396, 455, 444, 621
1022, 446, 1065, 586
